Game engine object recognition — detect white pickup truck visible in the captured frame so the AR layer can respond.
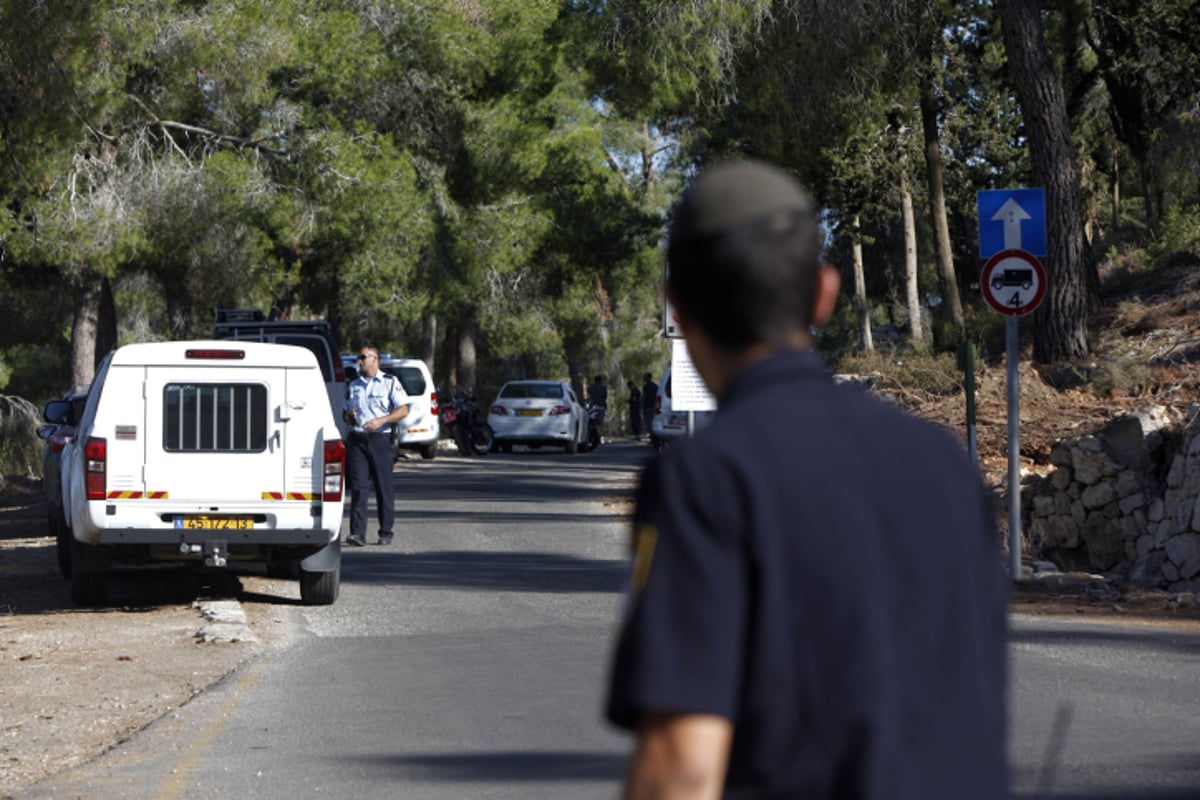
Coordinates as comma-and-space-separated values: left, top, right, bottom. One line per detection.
45, 341, 346, 606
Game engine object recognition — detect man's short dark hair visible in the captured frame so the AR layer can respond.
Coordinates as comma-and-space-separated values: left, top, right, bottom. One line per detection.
666, 161, 824, 352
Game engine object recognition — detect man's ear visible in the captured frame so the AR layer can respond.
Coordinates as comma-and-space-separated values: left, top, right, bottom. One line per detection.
811, 264, 841, 327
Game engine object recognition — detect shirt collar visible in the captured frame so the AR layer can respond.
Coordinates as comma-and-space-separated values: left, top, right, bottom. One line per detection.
720, 348, 832, 408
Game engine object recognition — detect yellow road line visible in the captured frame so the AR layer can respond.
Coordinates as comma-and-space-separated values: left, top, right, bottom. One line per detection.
155, 656, 269, 800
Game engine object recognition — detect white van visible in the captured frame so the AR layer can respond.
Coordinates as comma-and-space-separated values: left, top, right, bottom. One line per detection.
46, 341, 346, 606
651, 366, 717, 449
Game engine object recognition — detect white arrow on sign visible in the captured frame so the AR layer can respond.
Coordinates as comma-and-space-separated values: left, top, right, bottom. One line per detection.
992, 197, 1032, 250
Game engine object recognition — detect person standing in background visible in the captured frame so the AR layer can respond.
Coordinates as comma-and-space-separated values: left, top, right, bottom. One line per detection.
587, 375, 608, 426
640, 372, 658, 445
626, 379, 642, 440
343, 347, 409, 547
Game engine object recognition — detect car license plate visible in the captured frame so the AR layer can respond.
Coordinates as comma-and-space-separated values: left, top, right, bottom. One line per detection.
518, 409, 542, 417
180, 516, 253, 530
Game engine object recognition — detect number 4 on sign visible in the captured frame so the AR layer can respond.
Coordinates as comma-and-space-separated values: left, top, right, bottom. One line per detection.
1009, 291, 1022, 307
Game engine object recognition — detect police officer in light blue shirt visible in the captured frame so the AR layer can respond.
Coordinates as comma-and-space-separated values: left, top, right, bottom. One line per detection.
343, 346, 409, 546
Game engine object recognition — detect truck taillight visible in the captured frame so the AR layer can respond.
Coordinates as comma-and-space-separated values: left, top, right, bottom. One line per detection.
431, 391, 438, 414
323, 439, 345, 502
84, 437, 107, 501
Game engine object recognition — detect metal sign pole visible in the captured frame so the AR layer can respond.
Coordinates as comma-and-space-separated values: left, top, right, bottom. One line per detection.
1006, 316, 1022, 578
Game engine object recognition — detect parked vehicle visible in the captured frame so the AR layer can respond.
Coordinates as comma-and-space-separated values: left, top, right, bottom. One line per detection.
46, 341, 346, 607
37, 385, 90, 577
440, 389, 494, 455
213, 308, 347, 435
342, 354, 439, 460
651, 367, 717, 450
488, 380, 589, 454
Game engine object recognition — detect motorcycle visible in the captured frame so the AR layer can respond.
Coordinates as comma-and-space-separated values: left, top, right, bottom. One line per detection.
439, 390, 495, 456
579, 400, 603, 453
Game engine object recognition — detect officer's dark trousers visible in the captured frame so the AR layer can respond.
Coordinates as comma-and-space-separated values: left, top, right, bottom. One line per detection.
346, 433, 395, 539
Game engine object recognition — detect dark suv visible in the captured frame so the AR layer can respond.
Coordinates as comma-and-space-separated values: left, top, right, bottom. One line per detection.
37, 385, 90, 576
212, 308, 347, 434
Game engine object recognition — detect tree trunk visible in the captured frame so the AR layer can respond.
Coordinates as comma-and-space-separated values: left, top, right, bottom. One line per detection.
457, 318, 477, 393
996, 0, 1098, 362
420, 312, 437, 374
165, 292, 190, 340
70, 272, 104, 388
95, 276, 118, 365
900, 167, 923, 344
1111, 143, 1121, 228
851, 215, 873, 352
443, 325, 459, 394
918, 67, 965, 336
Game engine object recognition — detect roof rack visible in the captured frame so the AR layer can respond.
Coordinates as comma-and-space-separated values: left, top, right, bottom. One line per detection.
214, 308, 266, 323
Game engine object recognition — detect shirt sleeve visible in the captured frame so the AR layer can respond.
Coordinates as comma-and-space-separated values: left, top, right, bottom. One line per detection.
607, 451, 747, 729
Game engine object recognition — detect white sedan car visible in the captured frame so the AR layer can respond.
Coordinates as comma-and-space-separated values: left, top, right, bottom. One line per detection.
488, 380, 589, 454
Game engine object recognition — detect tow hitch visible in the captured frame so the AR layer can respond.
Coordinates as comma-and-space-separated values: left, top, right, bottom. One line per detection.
177, 540, 229, 567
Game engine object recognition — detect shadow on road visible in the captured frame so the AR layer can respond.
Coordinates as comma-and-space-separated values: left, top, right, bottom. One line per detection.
342, 549, 627, 594
348, 750, 625, 783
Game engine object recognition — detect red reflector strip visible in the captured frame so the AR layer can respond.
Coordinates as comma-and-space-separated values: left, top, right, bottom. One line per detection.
261, 492, 283, 500
106, 491, 144, 499
147, 491, 169, 499
185, 348, 246, 360
286, 492, 317, 501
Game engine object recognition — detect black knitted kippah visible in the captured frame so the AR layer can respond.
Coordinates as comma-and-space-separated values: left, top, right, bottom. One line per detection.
669, 160, 814, 243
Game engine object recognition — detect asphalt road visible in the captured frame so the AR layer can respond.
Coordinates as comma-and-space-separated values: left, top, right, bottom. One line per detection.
1009, 615, 1200, 799
13, 438, 1200, 799
16, 439, 653, 800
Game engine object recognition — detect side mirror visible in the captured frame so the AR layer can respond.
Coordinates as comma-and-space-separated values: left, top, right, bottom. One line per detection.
36, 424, 57, 440
44, 399, 74, 426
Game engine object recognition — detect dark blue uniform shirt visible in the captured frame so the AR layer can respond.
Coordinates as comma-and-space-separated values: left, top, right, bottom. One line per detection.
607, 349, 1009, 799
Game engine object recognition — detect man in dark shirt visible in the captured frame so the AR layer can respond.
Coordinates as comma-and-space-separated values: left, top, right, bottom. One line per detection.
640, 372, 658, 443
588, 375, 608, 426
606, 160, 1009, 799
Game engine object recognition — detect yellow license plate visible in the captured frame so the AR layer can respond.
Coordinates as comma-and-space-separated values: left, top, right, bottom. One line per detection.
182, 516, 253, 530
518, 409, 542, 417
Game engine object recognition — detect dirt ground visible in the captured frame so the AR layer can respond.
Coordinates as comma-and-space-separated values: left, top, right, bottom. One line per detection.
0, 477, 298, 798
2, 261, 1199, 796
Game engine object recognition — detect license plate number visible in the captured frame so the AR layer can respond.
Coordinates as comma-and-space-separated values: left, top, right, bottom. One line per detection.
180, 516, 253, 530
518, 409, 542, 417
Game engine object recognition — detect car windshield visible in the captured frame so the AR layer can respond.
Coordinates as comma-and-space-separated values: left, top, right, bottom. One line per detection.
500, 383, 563, 400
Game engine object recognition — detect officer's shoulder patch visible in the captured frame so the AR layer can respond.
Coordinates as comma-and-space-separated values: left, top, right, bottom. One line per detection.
630, 522, 658, 593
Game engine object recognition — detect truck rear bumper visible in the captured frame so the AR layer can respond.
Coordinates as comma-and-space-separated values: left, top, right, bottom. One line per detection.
96, 528, 337, 546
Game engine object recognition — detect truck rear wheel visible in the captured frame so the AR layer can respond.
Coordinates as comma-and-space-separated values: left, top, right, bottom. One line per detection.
419, 442, 437, 460
54, 512, 72, 578
299, 566, 340, 605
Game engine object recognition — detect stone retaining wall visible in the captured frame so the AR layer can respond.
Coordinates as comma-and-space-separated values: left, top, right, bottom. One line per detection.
1026, 404, 1200, 592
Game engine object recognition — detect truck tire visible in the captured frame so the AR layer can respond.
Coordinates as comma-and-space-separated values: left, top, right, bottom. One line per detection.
299, 566, 340, 605
54, 512, 72, 578
419, 442, 437, 460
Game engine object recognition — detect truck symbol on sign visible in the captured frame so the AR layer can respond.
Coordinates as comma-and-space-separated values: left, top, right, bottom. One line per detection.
991, 268, 1033, 291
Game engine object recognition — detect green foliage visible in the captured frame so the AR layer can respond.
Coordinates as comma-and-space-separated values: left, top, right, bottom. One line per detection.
4, 1, 1200, 393
1154, 205, 1200, 259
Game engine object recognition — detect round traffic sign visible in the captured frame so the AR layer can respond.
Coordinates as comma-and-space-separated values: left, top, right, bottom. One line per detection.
980, 249, 1046, 316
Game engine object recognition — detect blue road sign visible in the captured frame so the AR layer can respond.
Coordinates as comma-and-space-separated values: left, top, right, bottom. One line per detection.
977, 188, 1046, 259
